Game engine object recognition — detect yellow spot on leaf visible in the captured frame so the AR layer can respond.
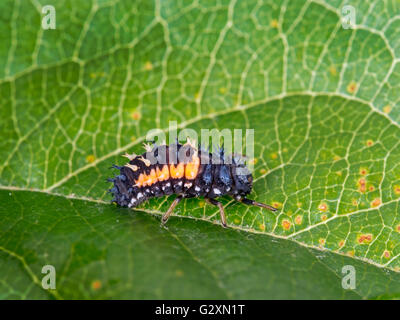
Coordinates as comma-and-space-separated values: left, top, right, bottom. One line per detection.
270, 152, 278, 160
259, 223, 265, 231
338, 240, 345, 248
270, 19, 278, 28
131, 112, 141, 120
249, 158, 258, 165
347, 81, 357, 94
272, 202, 282, 209
357, 233, 373, 244
144, 61, 153, 71
86, 155, 95, 163
91, 280, 101, 290
396, 224, 400, 233
366, 139, 374, 147
383, 250, 391, 259
358, 178, 366, 193
219, 87, 227, 94
347, 250, 355, 257
295, 215, 302, 225
394, 185, 400, 195
329, 66, 337, 76
359, 167, 368, 175
319, 238, 325, 246
259, 168, 267, 175
318, 202, 328, 212
321, 214, 327, 221
371, 198, 381, 208
383, 105, 392, 114
333, 155, 341, 161
234, 218, 241, 224
282, 219, 291, 230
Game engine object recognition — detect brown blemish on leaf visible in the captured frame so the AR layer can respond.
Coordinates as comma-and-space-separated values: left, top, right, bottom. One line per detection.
366, 139, 374, 147
358, 178, 366, 193
272, 202, 282, 209
347, 81, 357, 94
270, 19, 278, 28
357, 233, 373, 244
91, 280, 101, 290
282, 219, 291, 230
383, 105, 391, 114
259, 168, 267, 175
383, 250, 391, 259
144, 61, 153, 71
371, 198, 381, 208
295, 215, 302, 225
270, 152, 278, 160
318, 202, 328, 212
86, 154, 95, 163
131, 111, 141, 120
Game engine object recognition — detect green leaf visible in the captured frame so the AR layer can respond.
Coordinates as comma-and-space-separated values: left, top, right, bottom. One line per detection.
1, 0, 400, 299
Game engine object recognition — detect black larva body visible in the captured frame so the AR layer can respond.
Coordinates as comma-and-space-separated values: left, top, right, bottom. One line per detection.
108, 142, 276, 227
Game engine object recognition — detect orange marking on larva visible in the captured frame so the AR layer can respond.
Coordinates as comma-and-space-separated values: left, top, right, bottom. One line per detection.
92, 280, 101, 290
383, 250, 390, 259
295, 215, 303, 225
145, 169, 158, 186
282, 219, 291, 230
185, 156, 200, 180
347, 81, 357, 94
135, 173, 145, 187
371, 198, 381, 208
170, 163, 184, 179
156, 165, 169, 181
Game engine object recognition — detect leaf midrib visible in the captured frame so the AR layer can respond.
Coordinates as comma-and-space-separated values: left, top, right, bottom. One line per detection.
2, 185, 399, 276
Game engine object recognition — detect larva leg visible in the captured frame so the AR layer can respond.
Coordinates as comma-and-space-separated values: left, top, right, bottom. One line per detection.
161, 195, 183, 226
240, 197, 277, 212
206, 198, 227, 228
